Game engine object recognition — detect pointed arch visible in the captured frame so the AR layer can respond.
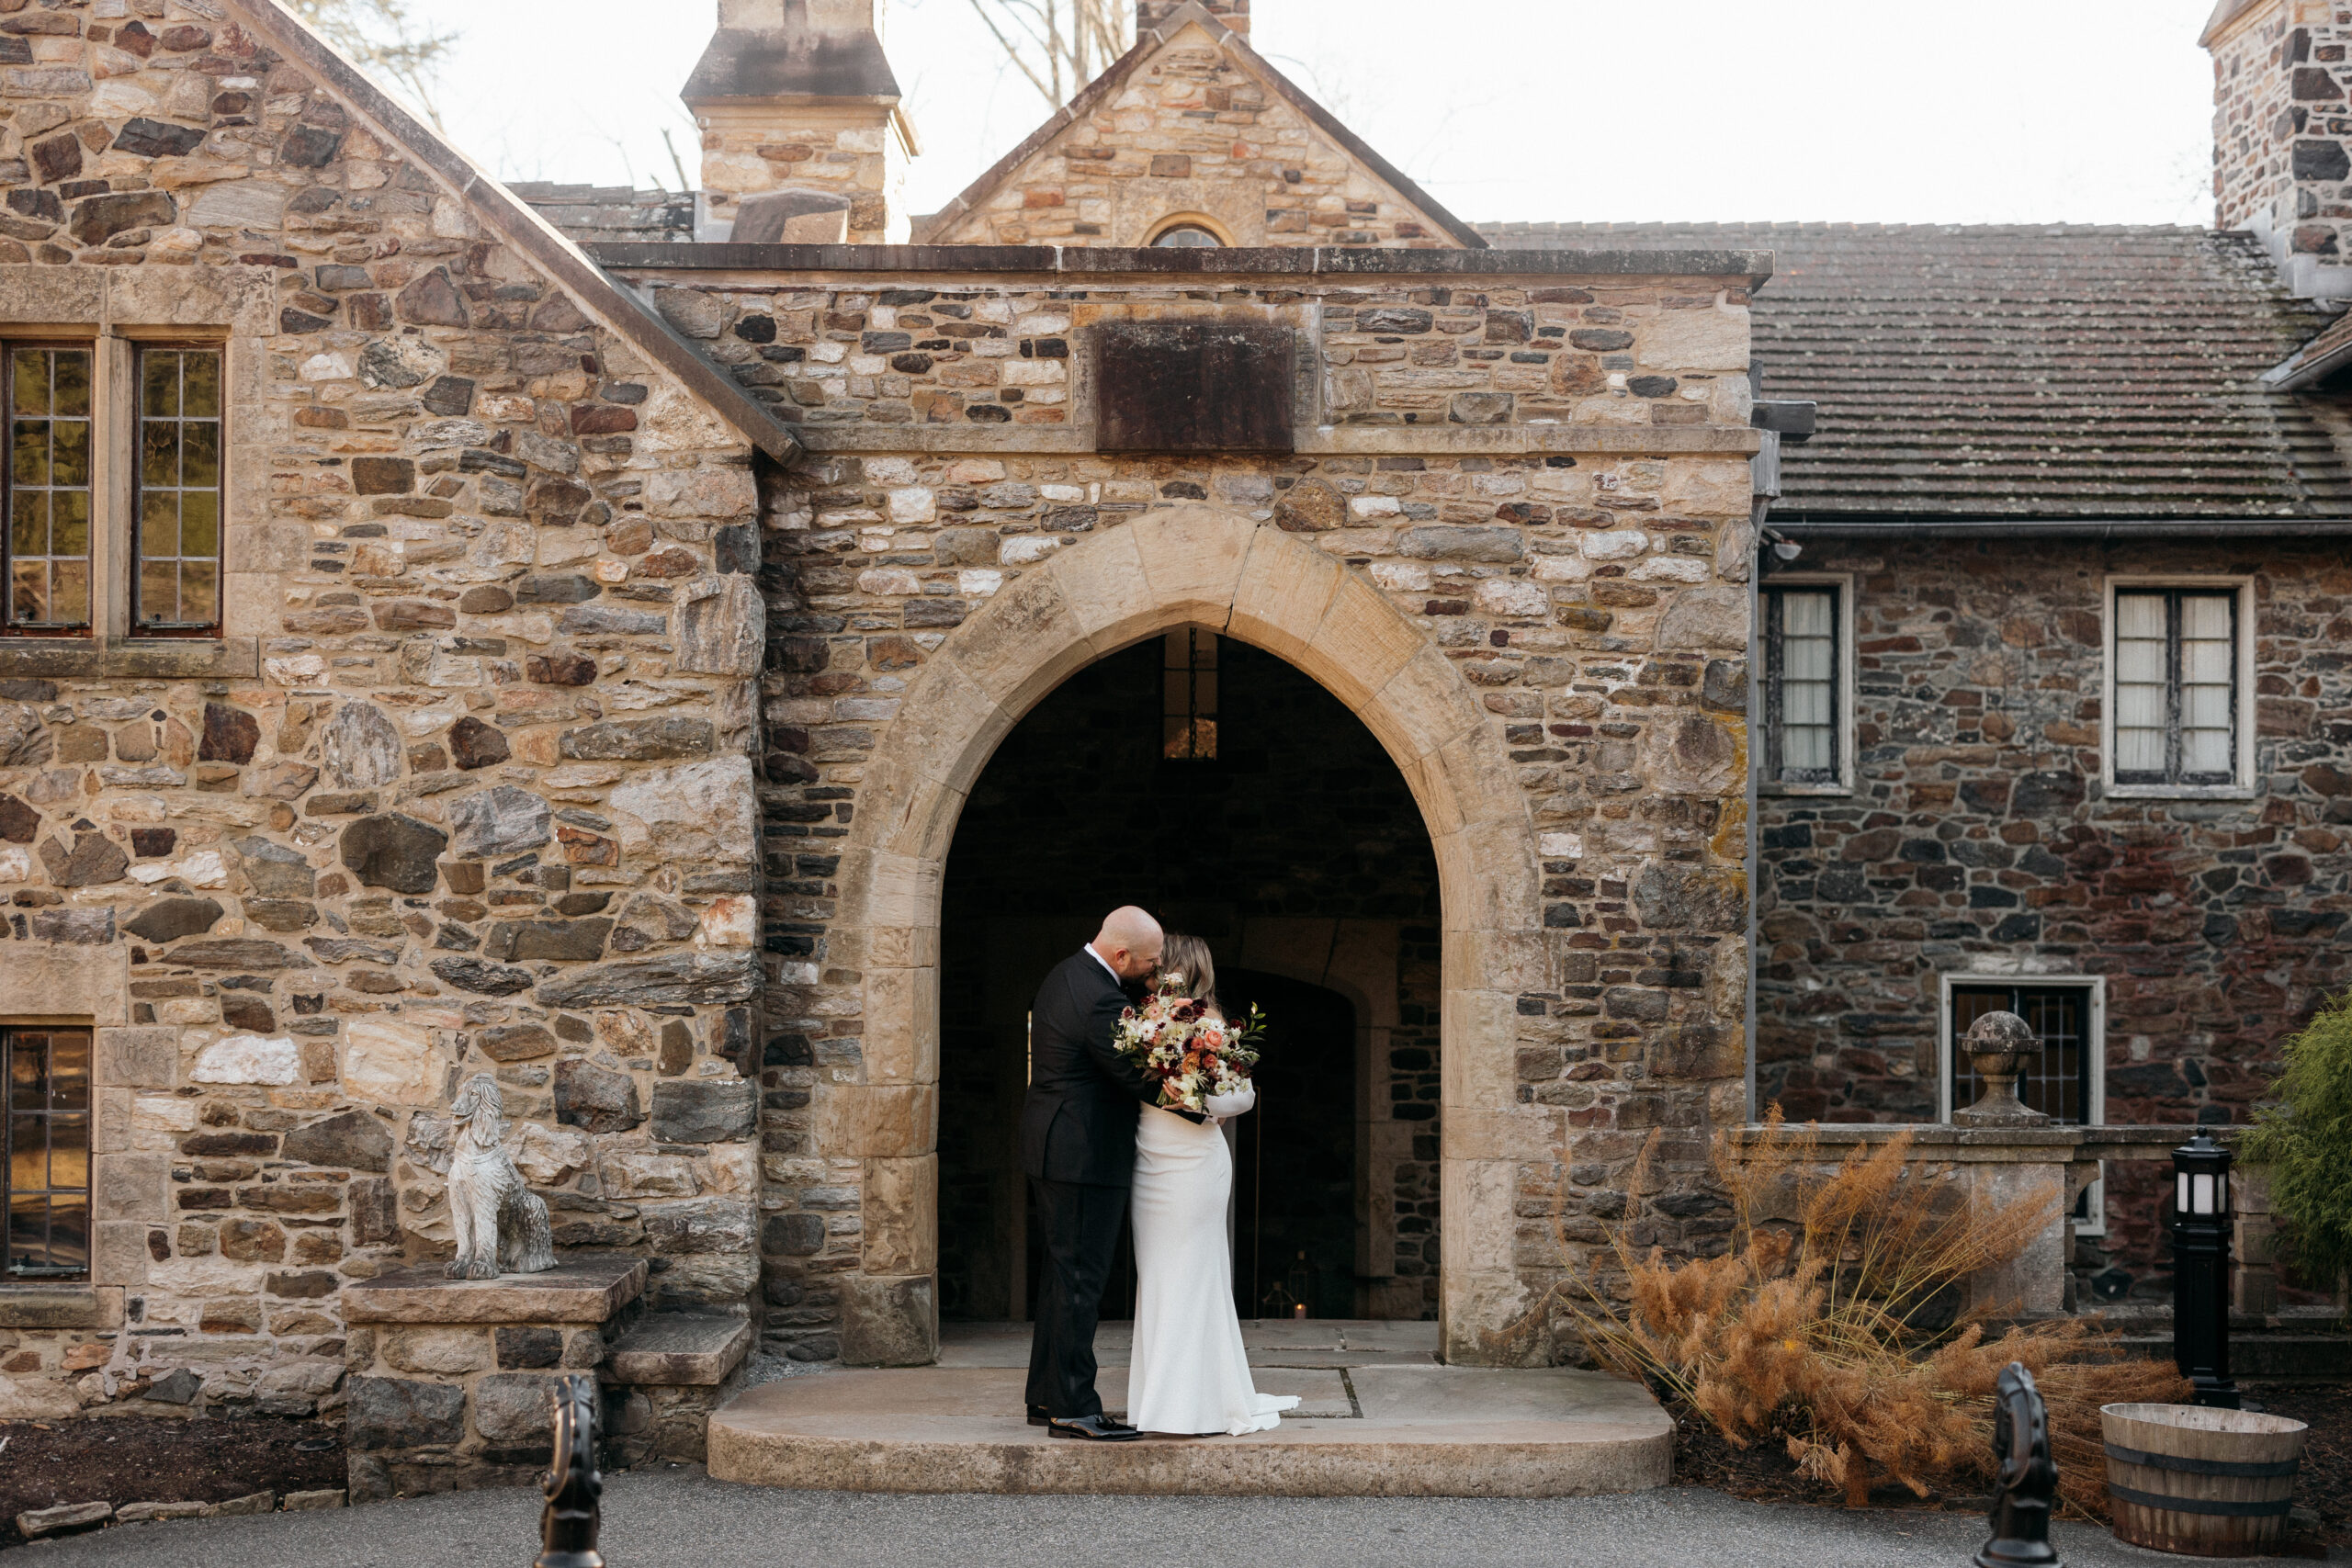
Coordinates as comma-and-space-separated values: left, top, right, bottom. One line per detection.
820, 507, 1546, 1365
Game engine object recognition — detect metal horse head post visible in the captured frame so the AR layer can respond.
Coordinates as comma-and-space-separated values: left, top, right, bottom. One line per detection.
536, 1374, 605, 1568
1975, 1360, 2063, 1568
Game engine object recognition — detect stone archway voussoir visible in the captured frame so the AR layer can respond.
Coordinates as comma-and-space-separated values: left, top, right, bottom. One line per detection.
1125, 506, 1256, 630
1040, 525, 1159, 652
939, 562, 1092, 713
1297, 569, 1426, 711
1226, 526, 1346, 665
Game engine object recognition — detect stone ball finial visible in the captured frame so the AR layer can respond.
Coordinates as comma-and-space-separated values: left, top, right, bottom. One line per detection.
1963, 1010, 2037, 1056
1955, 1010, 2049, 1128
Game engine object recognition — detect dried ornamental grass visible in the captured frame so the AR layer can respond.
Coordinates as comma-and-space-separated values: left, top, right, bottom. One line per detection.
1549, 1112, 2190, 1514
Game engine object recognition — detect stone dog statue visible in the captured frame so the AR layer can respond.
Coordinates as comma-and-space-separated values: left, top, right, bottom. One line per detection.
446, 1073, 557, 1280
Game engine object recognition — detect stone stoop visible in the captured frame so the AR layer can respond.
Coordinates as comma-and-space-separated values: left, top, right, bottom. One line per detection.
603, 1311, 756, 1465
706, 1365, 1674, 1497
341, 1256, 649, 1502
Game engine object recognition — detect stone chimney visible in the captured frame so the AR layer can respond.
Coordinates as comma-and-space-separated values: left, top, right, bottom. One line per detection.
683, 0, 915, 244
1138, 0, 1249, 36
2204, 0, 2352, 299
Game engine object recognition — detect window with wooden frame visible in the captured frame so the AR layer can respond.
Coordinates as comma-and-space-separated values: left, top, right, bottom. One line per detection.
1162, 627, 1219, 761
5, 1028, 91, 1281
5, 344, 96, 636
2109, 584, 2241, 791
133, 345, 225, 634
1761, 580, 1847, 790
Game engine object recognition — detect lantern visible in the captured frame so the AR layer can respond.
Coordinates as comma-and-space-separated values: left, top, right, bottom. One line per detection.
2170, 1130, 2238, 1410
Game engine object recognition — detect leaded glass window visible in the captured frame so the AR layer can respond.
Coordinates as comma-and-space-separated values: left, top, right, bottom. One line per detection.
5, 345, 94, 632
5, 1028, 91, 1280
135, 345, 224, 631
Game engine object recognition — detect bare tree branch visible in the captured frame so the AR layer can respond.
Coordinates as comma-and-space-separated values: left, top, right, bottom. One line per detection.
964, 0, 1134, 109
284, 0, 458, 132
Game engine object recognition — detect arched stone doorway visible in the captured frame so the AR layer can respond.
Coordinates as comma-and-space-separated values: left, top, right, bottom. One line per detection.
933, 630, 1442, 1329
820, 508, 1544, 1366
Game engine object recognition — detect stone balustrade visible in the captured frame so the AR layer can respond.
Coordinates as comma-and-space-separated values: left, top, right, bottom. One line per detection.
1723, 1123, 2271, 1318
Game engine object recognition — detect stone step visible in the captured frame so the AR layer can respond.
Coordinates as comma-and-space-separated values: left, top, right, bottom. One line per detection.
707, 1365, 1673, 1498
606, 1311, 753, 1387
2118, 1334, 2352, 1381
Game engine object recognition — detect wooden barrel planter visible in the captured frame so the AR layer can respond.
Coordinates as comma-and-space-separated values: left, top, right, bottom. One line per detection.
2101, 1403, 2308, 1556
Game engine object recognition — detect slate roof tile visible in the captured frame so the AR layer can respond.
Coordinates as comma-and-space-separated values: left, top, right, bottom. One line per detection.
1481, 221, 2352, 519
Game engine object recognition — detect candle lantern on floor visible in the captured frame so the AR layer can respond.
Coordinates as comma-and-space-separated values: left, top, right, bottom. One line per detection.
2170, 1131, 2239, 1410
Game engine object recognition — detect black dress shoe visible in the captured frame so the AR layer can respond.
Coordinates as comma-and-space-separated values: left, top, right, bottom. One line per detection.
1026, 1404, 1050, 1427
1048, 1414, 1144, 1442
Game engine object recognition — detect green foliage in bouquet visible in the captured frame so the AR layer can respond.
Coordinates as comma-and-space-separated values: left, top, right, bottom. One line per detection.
2244, 989, 2352, 1292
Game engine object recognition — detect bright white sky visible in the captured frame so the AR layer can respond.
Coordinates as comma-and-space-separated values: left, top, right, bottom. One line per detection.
397, 0, 2222, 229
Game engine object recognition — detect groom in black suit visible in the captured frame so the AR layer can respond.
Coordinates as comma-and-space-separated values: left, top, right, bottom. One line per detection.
1020, 906, 1190, 1441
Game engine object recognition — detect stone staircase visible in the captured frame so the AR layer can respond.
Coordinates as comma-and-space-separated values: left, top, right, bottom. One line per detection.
2092, 1303, 2350, 1383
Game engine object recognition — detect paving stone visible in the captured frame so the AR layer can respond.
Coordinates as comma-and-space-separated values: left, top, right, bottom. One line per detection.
16, 1501, 112, 1538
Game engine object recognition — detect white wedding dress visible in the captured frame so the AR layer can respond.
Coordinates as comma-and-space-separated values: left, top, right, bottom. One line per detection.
1125, 1092, 1300, 1436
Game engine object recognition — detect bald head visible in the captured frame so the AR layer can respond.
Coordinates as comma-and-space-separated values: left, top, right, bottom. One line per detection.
1090, 906, 1164, 983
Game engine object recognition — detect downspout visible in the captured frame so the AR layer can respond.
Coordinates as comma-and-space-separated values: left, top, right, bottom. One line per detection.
1744, 377, 1774, 1122
1744, 389, 1817, 1122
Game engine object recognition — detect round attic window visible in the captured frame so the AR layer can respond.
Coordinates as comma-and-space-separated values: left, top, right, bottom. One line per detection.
1151, 223, 1223, 248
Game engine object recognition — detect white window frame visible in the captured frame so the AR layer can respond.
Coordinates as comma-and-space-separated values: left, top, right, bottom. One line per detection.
1938, 971, 2107, 1236
2101, 575, 2256, 801
1758, 572, 1856, 796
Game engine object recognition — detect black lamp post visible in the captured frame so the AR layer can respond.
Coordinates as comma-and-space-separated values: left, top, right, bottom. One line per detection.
2171, 1130, 2239, 1410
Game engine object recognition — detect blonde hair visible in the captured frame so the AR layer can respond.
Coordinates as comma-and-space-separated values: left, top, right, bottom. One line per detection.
1160, 933, 1217, 1010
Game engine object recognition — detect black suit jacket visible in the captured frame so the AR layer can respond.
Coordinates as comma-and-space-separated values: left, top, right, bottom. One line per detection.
1020, 950, 1182, 1186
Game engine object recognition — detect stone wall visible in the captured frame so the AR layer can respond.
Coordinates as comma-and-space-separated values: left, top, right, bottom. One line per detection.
2207, 0, 2352, 292
1755, 539, 2352, 1270
0, 1, 764, 1424
614, 254, 1765, 1363
918, 17, 1461, 249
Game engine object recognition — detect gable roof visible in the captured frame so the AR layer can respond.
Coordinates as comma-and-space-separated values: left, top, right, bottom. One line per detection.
911, 0, 1487, 249
1485, 220, 2352, 521
233, 0, 801, 463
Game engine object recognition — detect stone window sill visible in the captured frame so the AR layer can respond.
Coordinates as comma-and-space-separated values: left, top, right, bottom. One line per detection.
0, 1282, 116, 1329
1759, 782, 1853, 799
0, 637, 257, 681
2104, 784, 2256, 803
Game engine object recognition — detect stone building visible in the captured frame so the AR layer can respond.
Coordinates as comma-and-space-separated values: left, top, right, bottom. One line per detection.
0, 0, 1759, 1473
1487, 0, 2352, 1280
0, 0, 2341, 1483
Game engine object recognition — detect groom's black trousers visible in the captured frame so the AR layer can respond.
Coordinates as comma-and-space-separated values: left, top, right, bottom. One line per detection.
1026, 1176, 1126, 1419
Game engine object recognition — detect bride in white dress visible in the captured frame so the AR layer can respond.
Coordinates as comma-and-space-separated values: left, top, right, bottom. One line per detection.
1125, 935, 1301, 1437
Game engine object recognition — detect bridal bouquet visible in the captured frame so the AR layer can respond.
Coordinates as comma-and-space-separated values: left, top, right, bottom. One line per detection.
1113, 974, 1267, 1115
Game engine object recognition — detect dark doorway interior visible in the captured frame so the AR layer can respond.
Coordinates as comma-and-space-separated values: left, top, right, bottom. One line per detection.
1224, 970, 1356, 1320
936, 633, 1441, 1324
